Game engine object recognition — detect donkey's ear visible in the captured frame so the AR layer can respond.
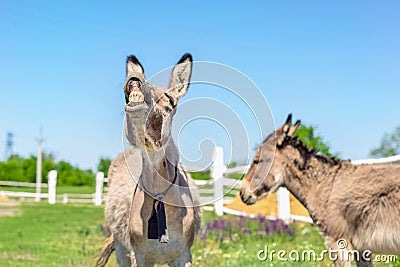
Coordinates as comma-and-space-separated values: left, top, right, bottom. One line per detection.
168, 53, 193, 99
282, 114, 293, 135
277, 114, 292, 146
288, 120, 301, 137
126, 55, 145, 78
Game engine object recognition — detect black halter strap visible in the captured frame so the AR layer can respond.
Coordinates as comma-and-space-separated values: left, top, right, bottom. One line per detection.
146, 165, 178, 243
131, 164, 178, 243
139, 165, 178, 201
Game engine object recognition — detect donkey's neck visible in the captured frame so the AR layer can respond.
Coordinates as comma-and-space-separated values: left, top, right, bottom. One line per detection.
125, 116, 179, 180
143, 138, 179, 177
125, 117, 148, 148
281, 149, 345, 228
139, 138, 180, 198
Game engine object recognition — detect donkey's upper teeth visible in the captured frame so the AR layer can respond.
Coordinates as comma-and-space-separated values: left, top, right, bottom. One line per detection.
129, 91, 145, 103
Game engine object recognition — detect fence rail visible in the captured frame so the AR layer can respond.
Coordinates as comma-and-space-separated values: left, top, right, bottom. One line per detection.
0, 191, 48, 199
351, 154, 400, 165
59, 193, 96, 204
0, 181, 48, 188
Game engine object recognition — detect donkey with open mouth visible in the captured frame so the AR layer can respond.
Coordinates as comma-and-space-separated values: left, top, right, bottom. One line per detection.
240, 114, 400, 267
97, 54, 201, 267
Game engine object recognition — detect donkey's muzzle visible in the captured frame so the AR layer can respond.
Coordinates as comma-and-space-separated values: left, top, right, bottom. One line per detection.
128, 80, 145, 105
124, 80, 153, 116
240, 188, 257, 205
124, 73, 152, 107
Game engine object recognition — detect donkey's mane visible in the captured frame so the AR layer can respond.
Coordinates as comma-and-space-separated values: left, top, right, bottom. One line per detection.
286, 137, 342, 166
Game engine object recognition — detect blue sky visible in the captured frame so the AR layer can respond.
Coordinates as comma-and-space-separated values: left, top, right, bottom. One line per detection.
1, 1, 399, 170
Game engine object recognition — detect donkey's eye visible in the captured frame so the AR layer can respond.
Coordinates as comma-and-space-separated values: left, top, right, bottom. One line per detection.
253, 159, 264, 164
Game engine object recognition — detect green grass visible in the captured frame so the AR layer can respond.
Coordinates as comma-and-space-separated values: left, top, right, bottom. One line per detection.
0, 204, 398, 266
190, 172, 211, 180
226, 173, 244, 180
190, 171, 244, 181
0, 203, 104, 267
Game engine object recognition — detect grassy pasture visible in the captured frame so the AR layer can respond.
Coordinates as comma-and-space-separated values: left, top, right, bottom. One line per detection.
0, 203, 398, 266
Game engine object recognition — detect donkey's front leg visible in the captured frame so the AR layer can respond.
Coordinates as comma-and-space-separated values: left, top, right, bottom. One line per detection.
134, 253, 155, 267
325, 236, 352, 267
114, 240, 133, 267
355, 256, 373, 267
168, 249, 192, 267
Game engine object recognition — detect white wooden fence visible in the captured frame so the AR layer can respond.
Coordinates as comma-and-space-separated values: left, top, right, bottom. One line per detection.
0, 170, 57, 204
351, 154, 400, 165
0, 171, 105, 205
1, 150, 399, 223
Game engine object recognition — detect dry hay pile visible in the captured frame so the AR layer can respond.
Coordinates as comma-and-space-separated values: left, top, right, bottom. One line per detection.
225, 192, 310, 218
0, 187, 9, 202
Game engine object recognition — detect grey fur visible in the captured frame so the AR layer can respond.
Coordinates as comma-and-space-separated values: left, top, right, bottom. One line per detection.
99, 54, 201, 267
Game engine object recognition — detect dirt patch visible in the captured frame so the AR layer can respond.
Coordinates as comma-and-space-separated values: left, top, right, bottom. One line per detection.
0, 208, 22, 217
0, 201, 22, 217
0, 252, 37, 261
0, 200, 20, 207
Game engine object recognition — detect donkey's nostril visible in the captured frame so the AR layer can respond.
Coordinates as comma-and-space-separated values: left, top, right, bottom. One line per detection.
240, 190, 248, 201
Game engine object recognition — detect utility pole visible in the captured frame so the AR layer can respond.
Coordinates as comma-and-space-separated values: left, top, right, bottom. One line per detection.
35, 128, 43, 202
4, 132, 14, 160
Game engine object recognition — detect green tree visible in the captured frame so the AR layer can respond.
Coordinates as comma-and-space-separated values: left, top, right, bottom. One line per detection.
0, 154, 95, 186
42, 158, 56, 183
55, 161, 95, 186
369, 126, 400, 158
97, 157, 112, 177
21, 156, 36, 182
293, 124, 338, 158
0, 156, 25, 181
55, 161, 75, 185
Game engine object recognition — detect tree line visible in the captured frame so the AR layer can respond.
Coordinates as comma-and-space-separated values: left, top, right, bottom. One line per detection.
0, 154, 112, 186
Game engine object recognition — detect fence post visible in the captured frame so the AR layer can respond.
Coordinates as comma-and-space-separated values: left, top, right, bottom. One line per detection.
94, 172, 104, 206
277, 187, 290, 223
48, 170, 57, 204
63, 194, 69, 204
211, 147, 226, 216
